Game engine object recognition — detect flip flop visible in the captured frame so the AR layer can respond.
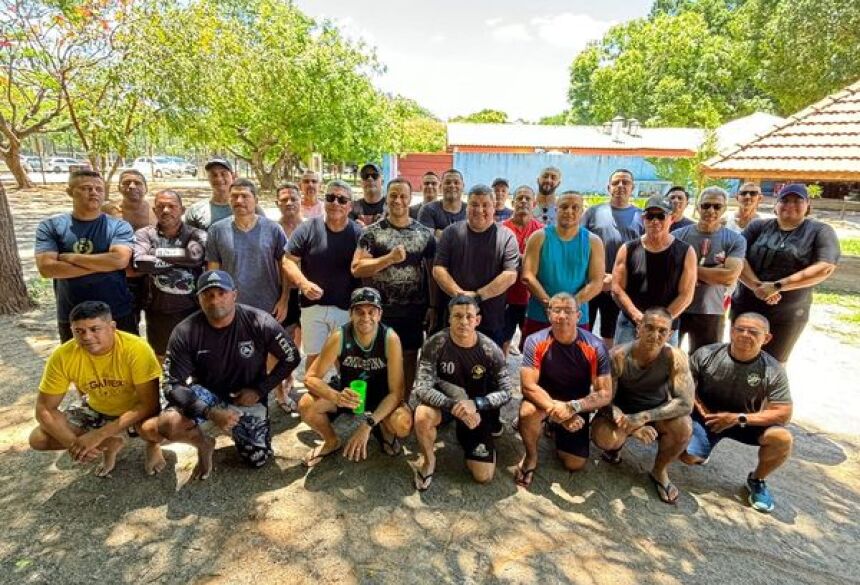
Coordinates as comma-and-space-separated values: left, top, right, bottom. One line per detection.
649, 473, 680, 505
277, 395, 298, 414
372, 425, 402, 456
302, 443, 340, 468
601, 449, 622, 465
414, 470, 434, 492
514, 465, 536, 489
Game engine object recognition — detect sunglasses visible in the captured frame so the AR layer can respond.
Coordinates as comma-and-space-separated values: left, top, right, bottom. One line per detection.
361, 172, 380, 180
423, 181, 438, 186
325, 193, 351, 205
700, 203, 724, 211
738, 190, 760, 196
644, 212, 667, 221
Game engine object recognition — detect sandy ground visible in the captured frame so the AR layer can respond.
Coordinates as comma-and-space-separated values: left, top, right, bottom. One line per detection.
1, 187, 858, 585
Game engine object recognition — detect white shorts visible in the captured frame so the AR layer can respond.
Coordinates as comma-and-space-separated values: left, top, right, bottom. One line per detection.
300, 304, 350, 355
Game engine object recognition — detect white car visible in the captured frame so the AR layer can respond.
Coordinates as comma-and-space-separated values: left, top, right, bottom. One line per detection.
131, 156, 179, 178
47, 157, 86, 173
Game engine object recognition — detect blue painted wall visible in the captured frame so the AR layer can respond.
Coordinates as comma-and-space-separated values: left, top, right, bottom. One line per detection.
452, 152, 661, 195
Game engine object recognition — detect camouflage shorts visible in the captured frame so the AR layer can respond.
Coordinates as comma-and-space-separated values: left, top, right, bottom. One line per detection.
64, 403, 138, 437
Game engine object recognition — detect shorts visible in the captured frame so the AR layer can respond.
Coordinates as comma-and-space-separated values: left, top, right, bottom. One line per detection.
548, 418, 591, 459
588, 291, 620, 339
145, 308, 196, 355
502, 304, 527, 344
476, 324, 506, 348
172, 384, 272, 468
59, 312, 139, 343
687, 411, 769, 459
679, 313, 725, 354
300, 304, 350, 355
521, 317, 551, 341
455, 409, 498, 463
282, 289, 301, 328
64, 402, 139, 437
384, 313, 426, 352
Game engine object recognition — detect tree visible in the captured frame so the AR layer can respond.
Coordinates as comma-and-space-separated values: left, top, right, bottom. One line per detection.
387, 96, 446, 153
647, 132, 729, 194
0, 178, 31, 314
450, 109, 509, 124
538, 111, 569, 125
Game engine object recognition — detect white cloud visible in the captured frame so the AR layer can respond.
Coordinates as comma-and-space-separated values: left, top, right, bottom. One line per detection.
531, 12, 614, 50
491, 23, 533, 43
429, 34, 447, 43
484, 17, 503, 27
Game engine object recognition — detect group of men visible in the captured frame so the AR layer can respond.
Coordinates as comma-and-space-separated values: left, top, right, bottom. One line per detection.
28, 163, 795, 513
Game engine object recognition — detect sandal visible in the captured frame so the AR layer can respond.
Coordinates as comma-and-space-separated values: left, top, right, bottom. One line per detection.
514, 465, 536, 489
649, 473, 680, 505
302, 442, 340, 468
601, 449, 622, 465
414, 470, 434, 492
277, 395, 298, 414
372, 426, 402, 456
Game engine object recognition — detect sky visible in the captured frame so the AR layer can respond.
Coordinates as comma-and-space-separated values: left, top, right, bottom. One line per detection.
293, 0, 654, 122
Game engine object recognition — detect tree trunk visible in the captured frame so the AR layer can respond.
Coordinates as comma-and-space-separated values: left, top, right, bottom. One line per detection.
1, 140, 35, 189
0, 180, 33, 314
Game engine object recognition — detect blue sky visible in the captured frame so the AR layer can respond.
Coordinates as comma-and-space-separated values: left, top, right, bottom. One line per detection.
293, 0, 654, 122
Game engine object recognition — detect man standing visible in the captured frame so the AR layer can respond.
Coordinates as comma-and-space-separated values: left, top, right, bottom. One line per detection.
674, 187, 747, 352
410, 171, 440, 219
592, 307, 694, 505
515, 294, 612, 488
29, 301, 164, 477
206, 179, 289, 322
185, 159, 265, 230
499, 185, 543, 354
681, 312, 793, 513
667, 186, 695, 232
612, 195, 697, 345
352, 179, 436, 390
418, 169, 466, 237
522, 191, 604, 340
132, 189, 207, 358
582, 169, 644, 346
534, 166, 562, 226
492, 178, 513, 222
298, 288, 413, 466
412, 296, 513, 490
724, 182, 765, 232
350, 163, 386, 226
35, 170, 136, 341
299, 170, 324, 219
284, 180, 362, 370
156, 270, 300, 478
116, 169, 156, 230
433, 184, 519, 347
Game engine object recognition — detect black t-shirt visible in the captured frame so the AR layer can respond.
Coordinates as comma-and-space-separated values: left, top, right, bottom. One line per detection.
417, 200, 466, 232
435, 222, 520, 332
733, 218, 841, 317
287, 217, 362, 310
670, 217, 695, 232
349, 198, 386, 225
164, 304, 300, 406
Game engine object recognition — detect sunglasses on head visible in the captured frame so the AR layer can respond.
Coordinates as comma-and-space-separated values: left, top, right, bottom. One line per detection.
700, 202, 724, 211
325, 193, 351, 205
644, 212, 667, 221
362, 172, 380, 180
738, 190, 759, 196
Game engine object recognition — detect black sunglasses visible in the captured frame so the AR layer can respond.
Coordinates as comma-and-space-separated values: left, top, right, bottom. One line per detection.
361, 172, 380, 180
644, 212, 667, 221
738, 190, 760, 196
325, 193, 351, 205
700, 203, 724, 211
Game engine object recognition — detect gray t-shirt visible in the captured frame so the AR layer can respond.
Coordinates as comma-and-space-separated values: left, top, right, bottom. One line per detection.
674, 225, 747, 314
435, 222, 519, 332
417, 200, 465, 232
205, 216, 288, 313
582, 203, 643, 271
690, 343, 791, 413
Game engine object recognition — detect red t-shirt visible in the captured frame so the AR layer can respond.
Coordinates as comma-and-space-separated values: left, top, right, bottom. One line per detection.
502, 217, 544, 305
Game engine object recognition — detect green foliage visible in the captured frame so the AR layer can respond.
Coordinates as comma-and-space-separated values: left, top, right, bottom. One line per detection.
838, 238, 860, 257
387, 96, 446, 153
450, 109, 509, 124
538, 112, 569, 125
647, 131, 730, 193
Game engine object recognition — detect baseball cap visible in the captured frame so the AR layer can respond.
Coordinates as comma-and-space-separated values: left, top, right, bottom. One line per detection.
350, 287, 382, 309
196, 270, 236, 295
643, 195, 673, 213
777, 183, 809, 201
359, 163, 382, 178
204, 158, 233, 172
491, 177, 509, 188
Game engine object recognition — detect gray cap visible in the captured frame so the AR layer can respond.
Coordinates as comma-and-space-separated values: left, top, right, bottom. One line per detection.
643, 195, 673, 213
204, 158, 233, 172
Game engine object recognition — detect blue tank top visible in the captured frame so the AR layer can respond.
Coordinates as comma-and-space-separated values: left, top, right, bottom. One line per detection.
525, 226, 591, 325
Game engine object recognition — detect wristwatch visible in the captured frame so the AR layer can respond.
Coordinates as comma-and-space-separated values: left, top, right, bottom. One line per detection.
568, 399, 583, 414
737, 413, 748, 428
364, 413, 378, 428
474, 292, 483, 303
773, 280, 783, 291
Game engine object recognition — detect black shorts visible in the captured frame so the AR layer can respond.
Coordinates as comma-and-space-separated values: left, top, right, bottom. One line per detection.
454, 409, 498, 463
282, 289, 301, 328
679, 313, 725, 354
477, 324, 506, 348
59, 312, 139, 343
383, 314, 425, 352
145, 308, 196, 354
729, 307, 808, 362
548, 417, 591, 459
588, 291, 620, 339
502, 304, 527, 344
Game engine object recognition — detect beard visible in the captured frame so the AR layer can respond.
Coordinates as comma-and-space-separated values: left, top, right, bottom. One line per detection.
538, 182, 556, 196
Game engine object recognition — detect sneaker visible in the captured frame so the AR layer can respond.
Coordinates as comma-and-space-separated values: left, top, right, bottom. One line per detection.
746, 473, 775, 513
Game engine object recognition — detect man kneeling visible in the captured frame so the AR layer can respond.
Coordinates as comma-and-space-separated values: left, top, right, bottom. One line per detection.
515, 293, 612, 489
412, 295, 513, 491
155, 270, 300, 479
29, 301, 164, 477
680, 312, 793, 513
299, 287, 412, 467
592, 307, 694, 504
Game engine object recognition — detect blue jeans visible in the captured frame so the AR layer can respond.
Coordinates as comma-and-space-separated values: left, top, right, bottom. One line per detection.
614, 312, 679, 346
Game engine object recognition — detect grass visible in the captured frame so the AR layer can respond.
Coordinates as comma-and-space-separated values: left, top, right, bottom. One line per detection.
839, 237, 860, 257
814, 290, 860, 342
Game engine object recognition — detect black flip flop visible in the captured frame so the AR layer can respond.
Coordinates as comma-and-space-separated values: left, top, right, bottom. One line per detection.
414, 470, 434, 492
514, 466, 536, 489
372, 425, 402, 456
601, 449, 623, 465
649, 473, 680, 505
303, 444, 340, 468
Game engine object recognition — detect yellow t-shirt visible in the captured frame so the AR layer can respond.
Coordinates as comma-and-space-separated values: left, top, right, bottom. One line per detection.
39, 331, 162, 417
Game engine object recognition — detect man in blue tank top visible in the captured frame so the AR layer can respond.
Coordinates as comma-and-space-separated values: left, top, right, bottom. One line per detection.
592, 307, 694, 505
299, 288, 413, 467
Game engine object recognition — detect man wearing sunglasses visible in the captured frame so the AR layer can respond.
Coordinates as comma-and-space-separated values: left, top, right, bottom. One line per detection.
284, 180, 362, 371
350, 163, 386, 226
674, 187, 747, 352
410, 171, 440, 219
611, 196, 697, 346
724, 182, 764, 233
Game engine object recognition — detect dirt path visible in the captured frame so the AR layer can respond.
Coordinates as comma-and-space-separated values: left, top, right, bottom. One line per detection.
1, 187, 858, 584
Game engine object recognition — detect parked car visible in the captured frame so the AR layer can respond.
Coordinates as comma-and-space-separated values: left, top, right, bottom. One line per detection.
47, 157, 87, 173
166, 156, 198, 177
22, 156, 45, 172
131, 156, 180, 178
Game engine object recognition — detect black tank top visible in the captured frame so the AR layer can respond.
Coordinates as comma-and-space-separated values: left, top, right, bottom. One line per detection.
339, 322, 390, 407
624, 238, 689, 327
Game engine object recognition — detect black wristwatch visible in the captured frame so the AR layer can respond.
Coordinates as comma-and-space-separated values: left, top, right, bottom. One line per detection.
773, 280, 783, 291
474, 292, 483, 303
364, 413, 378, 428
737, 413, 748, 428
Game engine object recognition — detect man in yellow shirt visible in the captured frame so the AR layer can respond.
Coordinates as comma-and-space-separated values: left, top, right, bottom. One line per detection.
28, 301, 164, 477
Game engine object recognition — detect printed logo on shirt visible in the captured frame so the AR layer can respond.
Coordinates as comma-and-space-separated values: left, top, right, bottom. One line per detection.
746, 372, 762, 387
276, 333, 296, 361
471, 365, 486, 380
73, 238, 94, 254
472, 443, 490, 458
238, 340, 255, 358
